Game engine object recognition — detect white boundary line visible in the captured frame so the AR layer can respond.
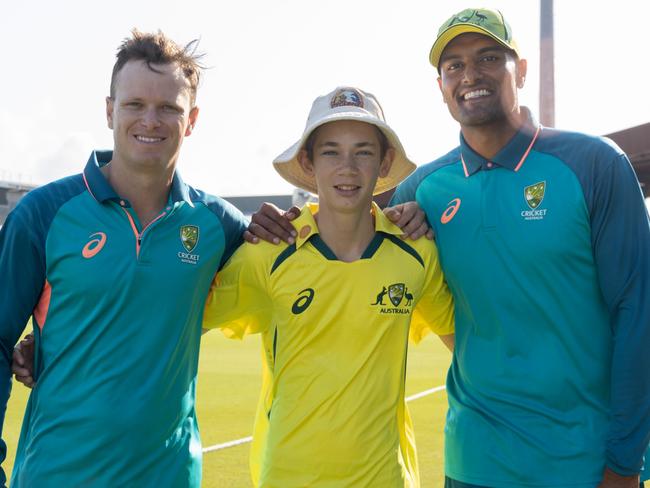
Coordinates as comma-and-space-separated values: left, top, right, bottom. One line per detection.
405, 385, 446, 402
202, 384, 446, 454
203, 436, 254, 453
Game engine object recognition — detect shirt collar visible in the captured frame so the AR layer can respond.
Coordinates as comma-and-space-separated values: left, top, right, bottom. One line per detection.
82, 150, 118, 203
82, 150, 193, 205
169, 169, 192, 204
293, 201, 404, 249
459, 107, 541, 177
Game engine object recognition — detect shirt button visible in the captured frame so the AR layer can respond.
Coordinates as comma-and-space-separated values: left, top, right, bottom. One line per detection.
487, 162, 494, 169
120, 200, 127, 206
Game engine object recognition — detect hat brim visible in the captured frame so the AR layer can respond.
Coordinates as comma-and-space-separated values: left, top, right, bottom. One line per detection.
273, 111, 416, 196
429, 24, 519, 68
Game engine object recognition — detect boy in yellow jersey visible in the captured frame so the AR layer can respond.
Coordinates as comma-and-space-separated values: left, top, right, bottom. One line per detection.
203, 86, 454, 488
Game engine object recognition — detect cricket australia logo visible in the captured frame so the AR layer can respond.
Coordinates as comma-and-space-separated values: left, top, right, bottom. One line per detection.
521, 181, 548, 221
181, 225, 199, 252
178, 225, 200, 264
330, 88, 364, 108
371, 283, 413, 315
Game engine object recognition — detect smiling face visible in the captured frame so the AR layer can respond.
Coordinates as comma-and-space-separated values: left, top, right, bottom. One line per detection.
106, 60, 199, 174
298, 120, 394, 215
437, 33, 526, 129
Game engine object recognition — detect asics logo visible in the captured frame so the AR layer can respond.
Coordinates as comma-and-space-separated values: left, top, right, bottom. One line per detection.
441, 198, 461, 224
292, 288, 315, 315
82, 232, 107, 259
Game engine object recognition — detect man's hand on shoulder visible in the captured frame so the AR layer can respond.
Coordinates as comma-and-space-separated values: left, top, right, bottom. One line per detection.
597, 467, 640, 488
383, 202, 433, 240
243, 203, 300, 245
12, 333, 35, 388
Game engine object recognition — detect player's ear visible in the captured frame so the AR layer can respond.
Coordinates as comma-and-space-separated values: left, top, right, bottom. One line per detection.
185, 106, 200, 136
379, 148, 395, 178
515, 58, 527, 88
436, 77, 447, 105
106, 97, 114, 129
297, 150, 314, 177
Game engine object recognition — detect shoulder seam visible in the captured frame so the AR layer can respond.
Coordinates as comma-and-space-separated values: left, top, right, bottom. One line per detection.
383, 234, 425, 268
271, 243, 298, 274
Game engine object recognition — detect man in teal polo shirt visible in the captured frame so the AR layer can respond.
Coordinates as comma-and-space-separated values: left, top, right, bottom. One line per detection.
0, 30, 246, 486
390, 8, 650, 488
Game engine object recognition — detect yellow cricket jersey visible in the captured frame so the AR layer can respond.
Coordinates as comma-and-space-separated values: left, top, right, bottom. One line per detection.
203, 203, 454, 488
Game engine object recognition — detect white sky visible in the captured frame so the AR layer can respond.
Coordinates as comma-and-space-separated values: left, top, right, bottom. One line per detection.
1, 0, 649, 197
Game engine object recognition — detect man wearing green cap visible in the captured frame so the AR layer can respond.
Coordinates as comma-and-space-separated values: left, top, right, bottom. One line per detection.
389, 7, 650, 488
244, 6, 650, 488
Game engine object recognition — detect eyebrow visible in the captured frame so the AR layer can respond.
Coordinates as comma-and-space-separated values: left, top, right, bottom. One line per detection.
476, 46, 506, 56
440, 45, 506, 63
120, 97, 184, 109
316, 141, 377, 148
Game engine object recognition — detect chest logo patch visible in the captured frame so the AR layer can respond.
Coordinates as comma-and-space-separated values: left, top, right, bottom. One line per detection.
292, 288, 315, 314
178, 225, 200, 264
371, 283, 413, 315
521, 181, 548, 220
388, 283, 406, 307
441, 198, 461, 224
180, 225, 199, 252
524, 181, 545, 209
82, 232, 107, 259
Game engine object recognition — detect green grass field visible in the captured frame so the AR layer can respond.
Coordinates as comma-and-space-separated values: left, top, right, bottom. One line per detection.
3, 332, 451, 487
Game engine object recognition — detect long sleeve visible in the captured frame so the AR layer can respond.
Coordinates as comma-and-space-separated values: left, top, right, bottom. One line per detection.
588, 153, 650, 474
0, 208, 46, 485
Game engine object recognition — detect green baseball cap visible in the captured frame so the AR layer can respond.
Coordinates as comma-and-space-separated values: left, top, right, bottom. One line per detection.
429, 8, 519, 68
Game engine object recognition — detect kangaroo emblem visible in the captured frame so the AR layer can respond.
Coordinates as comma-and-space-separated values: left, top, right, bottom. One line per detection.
371, 286, 388, 305
475, 11, 487, 23
449, 10, 486, 27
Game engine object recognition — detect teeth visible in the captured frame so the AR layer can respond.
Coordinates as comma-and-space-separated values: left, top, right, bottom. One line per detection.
136, 135, 163, 143
336, 185, 358, 191
464, 89, 491, 100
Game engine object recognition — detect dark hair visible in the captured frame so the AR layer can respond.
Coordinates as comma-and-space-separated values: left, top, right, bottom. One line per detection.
110, 29, 205, 104
304, 123, 390, 161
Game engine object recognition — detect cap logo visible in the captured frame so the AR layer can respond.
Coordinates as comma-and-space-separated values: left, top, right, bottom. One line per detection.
448, 9, 487, 26
446, 9, 510, 41
330, 89, 364, 109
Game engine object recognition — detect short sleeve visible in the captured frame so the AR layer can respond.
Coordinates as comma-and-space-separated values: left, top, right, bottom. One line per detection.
203, 243, 273, 339
409, 240, 455, 343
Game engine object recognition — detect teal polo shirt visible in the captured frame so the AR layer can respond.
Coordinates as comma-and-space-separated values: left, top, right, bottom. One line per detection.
0, 151, 247, 487
392, 110, 650, 486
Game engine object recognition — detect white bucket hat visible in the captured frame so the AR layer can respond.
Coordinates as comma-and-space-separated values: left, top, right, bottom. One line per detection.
273, 86, 416, 195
